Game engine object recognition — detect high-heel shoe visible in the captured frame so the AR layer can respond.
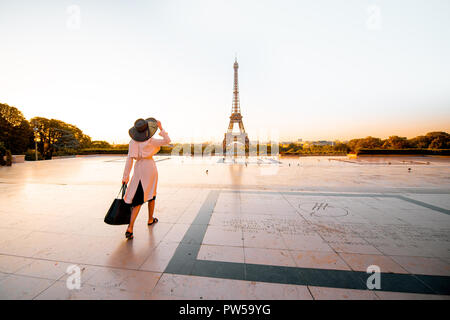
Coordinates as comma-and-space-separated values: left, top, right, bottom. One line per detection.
125, 231, 133, 240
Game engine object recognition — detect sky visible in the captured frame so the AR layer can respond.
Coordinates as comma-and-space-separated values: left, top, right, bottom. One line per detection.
1, 0, 449, 143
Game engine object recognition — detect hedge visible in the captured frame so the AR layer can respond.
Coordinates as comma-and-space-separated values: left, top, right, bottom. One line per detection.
79, 146, 174, 155
79, 148, 128, 155
356, 149, 450, 156
281, 152, 347, 156
25, 149, 43, 161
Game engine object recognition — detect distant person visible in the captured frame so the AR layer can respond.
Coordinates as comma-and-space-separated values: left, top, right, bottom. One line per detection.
121, 118, 171, 239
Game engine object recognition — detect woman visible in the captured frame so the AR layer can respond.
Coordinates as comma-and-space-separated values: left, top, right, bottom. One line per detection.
122, 117, 171, 239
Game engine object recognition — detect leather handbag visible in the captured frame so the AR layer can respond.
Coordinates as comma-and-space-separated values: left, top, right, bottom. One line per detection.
104, 184, 132, 225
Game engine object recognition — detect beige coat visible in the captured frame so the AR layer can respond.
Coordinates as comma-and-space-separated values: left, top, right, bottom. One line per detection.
122, 130, 171, 204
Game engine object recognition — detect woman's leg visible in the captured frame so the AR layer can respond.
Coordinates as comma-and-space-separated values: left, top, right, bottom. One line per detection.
148, 199, 155, 223
127, 204, 141, 233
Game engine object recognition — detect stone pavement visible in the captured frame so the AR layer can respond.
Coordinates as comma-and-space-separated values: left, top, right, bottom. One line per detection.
0, 155, 449, 299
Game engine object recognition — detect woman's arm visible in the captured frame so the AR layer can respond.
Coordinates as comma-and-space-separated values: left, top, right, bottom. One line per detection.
151, 121, 171, 147
122, 142, 135, 184
122, 155, 133, 184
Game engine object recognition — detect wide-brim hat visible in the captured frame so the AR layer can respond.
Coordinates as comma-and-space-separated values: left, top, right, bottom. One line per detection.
129, 117, 158, 142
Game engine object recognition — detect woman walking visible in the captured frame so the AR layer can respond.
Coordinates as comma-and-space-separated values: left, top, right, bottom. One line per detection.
122, 117, 171, 239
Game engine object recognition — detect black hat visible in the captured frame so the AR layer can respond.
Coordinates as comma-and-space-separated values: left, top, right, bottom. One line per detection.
129, 118, 158, 142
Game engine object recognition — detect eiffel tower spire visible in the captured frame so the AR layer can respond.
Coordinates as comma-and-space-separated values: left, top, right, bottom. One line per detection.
232, 57, 240, 114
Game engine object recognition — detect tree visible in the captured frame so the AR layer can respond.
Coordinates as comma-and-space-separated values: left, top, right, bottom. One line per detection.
333, 142, 349, 153
54, 129, 80, 151
0, 102, 24, 126
347, 136, 383, 152
428, 135, 450, 149
382, 136, 410, 149
0, 103, 34, 154
426, 132, 450, 149
408, 135, 431, 148
30, 117, 92, 159
91, 140, 111, 148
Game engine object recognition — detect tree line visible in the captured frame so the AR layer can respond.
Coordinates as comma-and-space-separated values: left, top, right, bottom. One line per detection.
0, 102, 113, 161
1, 102, 449, 163
347, 132, 450, 151
280, 132, 450, 155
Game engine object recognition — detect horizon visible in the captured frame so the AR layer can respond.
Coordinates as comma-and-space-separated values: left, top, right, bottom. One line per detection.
1, 0, 449, 144
2, 104, 447, 144
92, 131, 449, 146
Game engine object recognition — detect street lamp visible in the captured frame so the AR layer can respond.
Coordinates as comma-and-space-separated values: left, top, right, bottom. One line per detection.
33, 127, 38, 161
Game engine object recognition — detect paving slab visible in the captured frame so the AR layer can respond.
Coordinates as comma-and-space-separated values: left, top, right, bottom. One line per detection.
1, 155, 449, 299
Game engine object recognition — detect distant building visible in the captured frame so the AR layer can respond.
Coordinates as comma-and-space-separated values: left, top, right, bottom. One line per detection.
280, 139, 338, 146
300, 140, 335, 147
316, 140, 334, 146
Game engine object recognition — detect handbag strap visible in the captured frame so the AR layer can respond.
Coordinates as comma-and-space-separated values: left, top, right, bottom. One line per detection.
117, 183, 127, 199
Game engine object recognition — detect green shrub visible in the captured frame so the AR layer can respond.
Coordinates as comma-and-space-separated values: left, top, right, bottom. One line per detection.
25, 149, 43, 161
0, 142, 5, 166
53, 148, 78, 156
158, 146, 173, 154
79, 148, 128, 155
5, 150, 12, 166
79, 146, 173, 155
356, 148, 450, 156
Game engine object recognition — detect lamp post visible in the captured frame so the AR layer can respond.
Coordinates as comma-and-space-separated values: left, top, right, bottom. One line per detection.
33, 127, 38, 161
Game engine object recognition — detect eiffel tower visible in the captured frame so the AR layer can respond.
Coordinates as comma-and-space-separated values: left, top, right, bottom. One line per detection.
223, 57, 249, 155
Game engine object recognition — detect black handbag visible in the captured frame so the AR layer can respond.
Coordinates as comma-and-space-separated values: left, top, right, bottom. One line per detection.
104, 184, 132, 225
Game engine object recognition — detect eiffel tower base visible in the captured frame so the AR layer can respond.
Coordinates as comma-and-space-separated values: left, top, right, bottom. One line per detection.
223, 133, 249, 156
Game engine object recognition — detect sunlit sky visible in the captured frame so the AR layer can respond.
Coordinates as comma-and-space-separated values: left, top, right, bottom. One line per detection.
1, 0, 449, 143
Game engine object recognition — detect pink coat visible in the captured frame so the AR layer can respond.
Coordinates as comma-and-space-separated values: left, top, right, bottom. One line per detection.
122, 130, 171, 204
